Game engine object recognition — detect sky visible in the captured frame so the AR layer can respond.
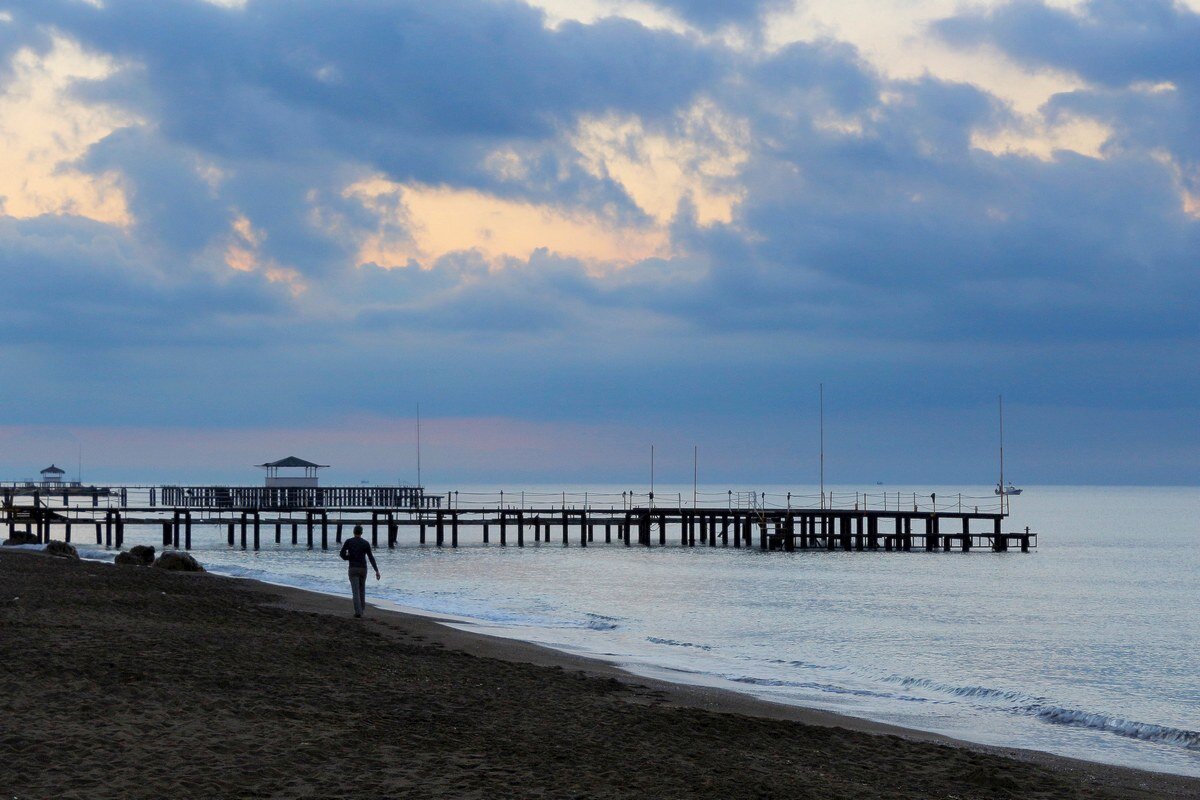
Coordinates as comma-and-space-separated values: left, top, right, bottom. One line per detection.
0, 0, 1196, 487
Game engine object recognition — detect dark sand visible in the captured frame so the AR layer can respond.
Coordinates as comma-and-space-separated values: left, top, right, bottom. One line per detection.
2, 550, 1197, 799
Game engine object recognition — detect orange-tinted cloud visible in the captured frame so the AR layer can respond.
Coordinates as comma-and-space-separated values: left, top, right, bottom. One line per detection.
0, 36, 135, 225
343, 178, 671, 269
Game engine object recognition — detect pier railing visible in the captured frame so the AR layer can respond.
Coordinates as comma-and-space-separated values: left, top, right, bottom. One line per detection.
158, 485, 441, 510
441, 490, 1005, 515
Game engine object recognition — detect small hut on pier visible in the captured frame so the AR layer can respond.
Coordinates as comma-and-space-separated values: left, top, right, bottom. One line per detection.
258, 457, 328, 489
39, 465, 66, 487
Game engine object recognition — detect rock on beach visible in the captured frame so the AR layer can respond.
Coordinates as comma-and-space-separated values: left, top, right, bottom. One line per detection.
152, 551, 205, 572
44, 541, 79, 559
3, 531, 41, 546
116, 545, 156, 566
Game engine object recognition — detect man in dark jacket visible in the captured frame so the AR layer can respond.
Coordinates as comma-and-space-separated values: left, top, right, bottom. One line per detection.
339, 525, 381, 617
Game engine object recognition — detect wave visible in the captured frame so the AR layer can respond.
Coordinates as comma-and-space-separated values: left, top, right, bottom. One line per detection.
875, 673, 1038, 705
1028, 706, 1200, 750
734, 663, 1200, 752
583, 612, 622, 631
869, 672, 1200, 752
723, 673, 932, 703
647, 637, 713, 651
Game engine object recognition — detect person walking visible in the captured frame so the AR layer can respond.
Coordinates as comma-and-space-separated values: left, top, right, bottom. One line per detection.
339, 525, 380, 618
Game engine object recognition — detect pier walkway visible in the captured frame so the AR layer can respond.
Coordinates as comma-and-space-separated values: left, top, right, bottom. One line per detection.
3, 486, 1035, 555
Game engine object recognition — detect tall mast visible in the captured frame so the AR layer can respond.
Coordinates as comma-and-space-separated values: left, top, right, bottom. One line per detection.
693, 445, 698, 510
998, 394, 1005, 515
416, 402, 422, 489
819, 383, 825, 509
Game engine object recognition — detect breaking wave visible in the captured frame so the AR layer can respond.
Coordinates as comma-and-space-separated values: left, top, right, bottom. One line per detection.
1029, 706, 1200, 750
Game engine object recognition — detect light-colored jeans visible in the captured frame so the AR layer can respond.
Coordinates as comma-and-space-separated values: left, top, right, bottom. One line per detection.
348, 566, 368, 616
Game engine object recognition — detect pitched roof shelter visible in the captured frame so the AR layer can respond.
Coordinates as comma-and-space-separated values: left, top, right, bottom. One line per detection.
258, 457, 328, 470
39, 464, 67, 486
257, 456, 328, 488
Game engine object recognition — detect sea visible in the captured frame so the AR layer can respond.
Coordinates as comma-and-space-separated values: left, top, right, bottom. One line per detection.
59, 484, 1199, 778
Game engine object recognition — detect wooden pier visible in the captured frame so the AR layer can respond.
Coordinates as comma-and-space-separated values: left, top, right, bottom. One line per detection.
2, 486, 1036, 555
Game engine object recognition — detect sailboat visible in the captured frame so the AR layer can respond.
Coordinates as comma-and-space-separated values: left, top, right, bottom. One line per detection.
995, 396, 1022, 504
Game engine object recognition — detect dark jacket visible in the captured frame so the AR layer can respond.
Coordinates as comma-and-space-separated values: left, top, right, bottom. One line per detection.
339, 536, 378, 570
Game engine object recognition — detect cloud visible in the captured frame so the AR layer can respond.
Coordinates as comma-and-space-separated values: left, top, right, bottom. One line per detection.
935, 1, 1200, 201
650, 0, 792, 29
0, 0, 1195, 482
0, 34, 133, 223
341, 177, 670, 268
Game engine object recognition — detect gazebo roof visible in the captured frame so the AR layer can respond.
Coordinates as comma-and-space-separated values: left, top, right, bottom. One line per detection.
257, 456, 328, 469
41, 465, 66, 475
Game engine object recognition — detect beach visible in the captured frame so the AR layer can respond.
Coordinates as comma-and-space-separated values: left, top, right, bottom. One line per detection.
1, 550, 1196, 799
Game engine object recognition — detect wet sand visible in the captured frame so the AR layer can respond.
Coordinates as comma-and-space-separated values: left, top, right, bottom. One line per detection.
2, 550, 1196, 799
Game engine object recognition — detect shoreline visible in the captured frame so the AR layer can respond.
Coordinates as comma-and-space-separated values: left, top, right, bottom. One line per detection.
3, 548, 1198, 799
204, 552, 1200, 784
265, 572, 1200, 792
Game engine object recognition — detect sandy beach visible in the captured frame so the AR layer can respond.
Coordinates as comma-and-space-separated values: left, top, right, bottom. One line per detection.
1, 549, 1196, 800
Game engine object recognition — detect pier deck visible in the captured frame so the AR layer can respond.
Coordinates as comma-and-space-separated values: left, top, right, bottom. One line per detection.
3, 485, 1035, 555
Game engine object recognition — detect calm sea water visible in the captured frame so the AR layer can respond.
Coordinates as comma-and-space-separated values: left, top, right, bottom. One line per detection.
71, 485, 1199, 777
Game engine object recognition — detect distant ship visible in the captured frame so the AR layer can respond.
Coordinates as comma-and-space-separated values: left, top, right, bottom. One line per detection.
995, 483, 1023, 496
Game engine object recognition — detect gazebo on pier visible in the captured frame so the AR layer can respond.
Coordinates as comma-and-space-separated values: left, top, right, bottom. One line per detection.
40, 465, 67, 487
258, 456, 328, 489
